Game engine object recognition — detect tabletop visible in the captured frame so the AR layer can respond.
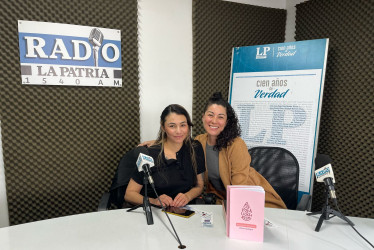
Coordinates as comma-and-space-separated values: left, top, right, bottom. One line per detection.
0, 205, 372, 250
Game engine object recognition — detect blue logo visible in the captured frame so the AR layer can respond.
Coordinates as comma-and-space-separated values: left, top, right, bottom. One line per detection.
316, 167, 330, 179
19, 32, 121, 68
142, 155, 154, 163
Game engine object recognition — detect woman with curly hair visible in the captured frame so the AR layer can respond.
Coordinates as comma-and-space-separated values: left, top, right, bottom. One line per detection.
195, 92, 286, 208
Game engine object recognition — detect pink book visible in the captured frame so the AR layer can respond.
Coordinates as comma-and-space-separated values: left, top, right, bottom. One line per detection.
226, 185, 265, 242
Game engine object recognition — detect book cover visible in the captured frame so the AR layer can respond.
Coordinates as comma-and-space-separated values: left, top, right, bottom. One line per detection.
226, 185, 265, 242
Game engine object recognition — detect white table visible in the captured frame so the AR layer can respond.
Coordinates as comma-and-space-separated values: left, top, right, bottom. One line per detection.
0, 205, 372, 250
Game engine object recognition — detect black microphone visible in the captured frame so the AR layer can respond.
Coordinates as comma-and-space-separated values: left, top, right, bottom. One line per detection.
133, 146, 156, 225
308, 155, 356, 233
135, 146, 155, 187
315, 154, 337, 206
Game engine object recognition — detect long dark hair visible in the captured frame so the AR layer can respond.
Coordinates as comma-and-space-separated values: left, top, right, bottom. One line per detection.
154, 104, 198, 177
203, 92, 241, 151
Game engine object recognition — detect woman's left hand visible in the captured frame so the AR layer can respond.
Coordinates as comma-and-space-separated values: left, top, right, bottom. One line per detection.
172, 193, 190, 207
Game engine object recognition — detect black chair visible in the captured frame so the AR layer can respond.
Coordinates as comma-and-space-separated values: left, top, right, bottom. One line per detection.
248, 146, 311, 210
98, 148, 138, 211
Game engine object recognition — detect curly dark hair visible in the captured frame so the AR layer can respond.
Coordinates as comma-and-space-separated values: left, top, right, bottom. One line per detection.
203, 92, 241, 151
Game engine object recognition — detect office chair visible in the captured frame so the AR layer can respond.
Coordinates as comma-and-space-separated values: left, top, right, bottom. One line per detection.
98, 148, 138, 211
248, 146, 310, 210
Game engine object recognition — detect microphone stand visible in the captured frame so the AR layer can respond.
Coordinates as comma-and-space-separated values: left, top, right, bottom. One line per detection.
127, 173, 186, 248
127, 176, 157, 225
307, 188, 354, 232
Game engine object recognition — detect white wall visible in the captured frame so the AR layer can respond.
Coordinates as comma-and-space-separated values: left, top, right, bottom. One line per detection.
0, 0, 302, 227
285, 0, 308, 41
224, 0, 285, 9
227, 0, 307, 42
139, 0, 288, 142
0, 121, 9, 227
138, 0, 194, 141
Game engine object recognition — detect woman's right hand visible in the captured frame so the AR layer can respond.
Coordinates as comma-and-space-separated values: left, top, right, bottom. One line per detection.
138, 140, 156, 147
151, 194, 173, 207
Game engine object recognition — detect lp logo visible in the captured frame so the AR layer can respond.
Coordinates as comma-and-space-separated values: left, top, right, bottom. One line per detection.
256, 47, 271, 59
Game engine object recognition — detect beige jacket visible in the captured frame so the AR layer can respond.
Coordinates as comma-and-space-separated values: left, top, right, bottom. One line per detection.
195, 133, 286, 209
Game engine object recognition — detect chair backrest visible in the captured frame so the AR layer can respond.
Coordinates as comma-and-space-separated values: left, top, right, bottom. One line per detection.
108, 148, 138, 208
248, 146, 299, 210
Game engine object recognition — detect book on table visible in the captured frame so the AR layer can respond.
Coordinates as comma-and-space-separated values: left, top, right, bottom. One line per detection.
225, 185, 265, 242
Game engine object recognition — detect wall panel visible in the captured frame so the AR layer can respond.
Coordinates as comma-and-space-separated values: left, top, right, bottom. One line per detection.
296, 0, 373, 218
192, 0, 286, 136
0, 0, 140, 225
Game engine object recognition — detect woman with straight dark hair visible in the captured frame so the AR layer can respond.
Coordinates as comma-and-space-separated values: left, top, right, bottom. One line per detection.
125, 104, 205, 207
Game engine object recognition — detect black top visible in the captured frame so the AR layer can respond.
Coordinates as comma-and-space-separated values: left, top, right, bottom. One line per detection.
131, 140, 205, 199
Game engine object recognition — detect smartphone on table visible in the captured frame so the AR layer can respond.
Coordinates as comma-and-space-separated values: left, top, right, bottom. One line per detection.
162, 206, 195, 218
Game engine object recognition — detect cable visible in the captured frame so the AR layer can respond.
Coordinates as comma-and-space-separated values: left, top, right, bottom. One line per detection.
152, 185, 186, 249
336, 205, 374, 249
350, 225, 374, 248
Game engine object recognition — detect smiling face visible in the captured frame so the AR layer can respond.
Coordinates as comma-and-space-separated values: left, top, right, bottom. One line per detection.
162, 113, 189, 145
202, 104, 227, 143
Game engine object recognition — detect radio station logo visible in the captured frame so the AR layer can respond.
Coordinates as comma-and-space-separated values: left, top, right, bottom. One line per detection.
18, 20, 122, 87
315, 164, 334, 182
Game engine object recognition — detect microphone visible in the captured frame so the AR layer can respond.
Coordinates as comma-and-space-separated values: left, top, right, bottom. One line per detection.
88, 28, 103, 67
308, 154, 355, 232
133, 146, 156, 225
314, 154, 337, 205
135, 147, 155, 187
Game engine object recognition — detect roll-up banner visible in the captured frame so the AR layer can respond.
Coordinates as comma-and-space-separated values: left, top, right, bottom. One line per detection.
229, 39, 329, 200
